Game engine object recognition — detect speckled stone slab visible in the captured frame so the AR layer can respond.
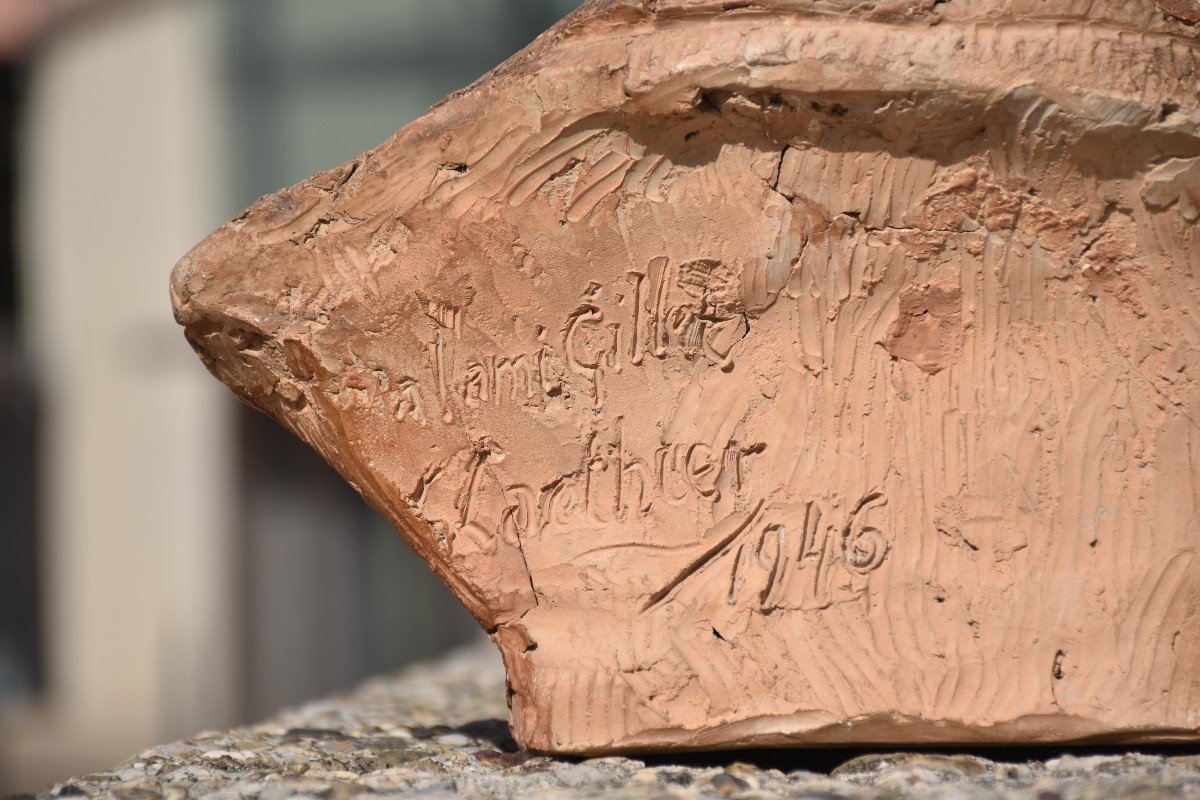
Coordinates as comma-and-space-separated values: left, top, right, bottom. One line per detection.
28, 644, 1200, 800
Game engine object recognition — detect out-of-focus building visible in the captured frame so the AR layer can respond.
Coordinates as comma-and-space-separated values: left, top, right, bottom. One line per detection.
0, 0, 579, 791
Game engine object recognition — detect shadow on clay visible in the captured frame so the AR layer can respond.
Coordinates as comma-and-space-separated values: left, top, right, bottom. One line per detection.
431, 719, 1200, 775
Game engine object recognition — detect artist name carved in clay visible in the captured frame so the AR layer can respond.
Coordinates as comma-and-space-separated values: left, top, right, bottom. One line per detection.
173, 0, 1200, 754
566, 259, 750, 398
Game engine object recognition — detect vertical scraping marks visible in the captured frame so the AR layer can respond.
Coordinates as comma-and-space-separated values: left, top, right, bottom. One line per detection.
777, 147, 938, 230
730, 129, 1199, 732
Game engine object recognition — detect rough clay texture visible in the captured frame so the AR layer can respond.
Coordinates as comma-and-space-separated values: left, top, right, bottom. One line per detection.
30, 644, 1200, 800
172, 0, 1200, 754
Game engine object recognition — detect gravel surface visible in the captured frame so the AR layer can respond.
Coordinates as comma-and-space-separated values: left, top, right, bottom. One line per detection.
22, 643, 1200, 799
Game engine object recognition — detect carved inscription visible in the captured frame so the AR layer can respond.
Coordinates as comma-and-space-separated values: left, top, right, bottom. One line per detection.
394, 379, 428, 425
326, 365, 429, 427
429, 326, 566, 414
728, 493, 889, 611
415, 257, 750, 420
407, 254, 881, 620
415, 429, 769, 571
422, 295, 463, 333
646, 494, 890, 613
498, 428, 766, 538
566, 258, 750, 404
460, 348, 563, 407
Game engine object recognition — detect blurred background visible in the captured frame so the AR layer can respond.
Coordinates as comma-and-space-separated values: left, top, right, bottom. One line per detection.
0, 0, 581, 791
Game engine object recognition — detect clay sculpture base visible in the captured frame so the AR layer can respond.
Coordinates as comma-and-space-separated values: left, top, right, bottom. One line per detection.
43, 643, 1200, 800
172, 0, 1200, 753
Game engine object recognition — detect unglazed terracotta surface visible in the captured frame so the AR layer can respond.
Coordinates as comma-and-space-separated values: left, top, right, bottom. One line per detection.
172, 0, 1200, 754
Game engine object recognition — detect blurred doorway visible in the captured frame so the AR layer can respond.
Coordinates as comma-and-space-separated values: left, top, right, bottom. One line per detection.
0, 48, 40, 711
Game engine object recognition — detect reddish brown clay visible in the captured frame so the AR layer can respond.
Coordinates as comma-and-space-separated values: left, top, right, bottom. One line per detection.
172, 0, 1200, 754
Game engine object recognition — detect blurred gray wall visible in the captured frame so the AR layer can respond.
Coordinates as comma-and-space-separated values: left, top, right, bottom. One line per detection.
0, 0, 580, 791
223, 0, 581, 723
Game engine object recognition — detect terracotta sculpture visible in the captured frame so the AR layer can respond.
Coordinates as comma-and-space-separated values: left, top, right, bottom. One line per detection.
171, 0, 1200, 753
